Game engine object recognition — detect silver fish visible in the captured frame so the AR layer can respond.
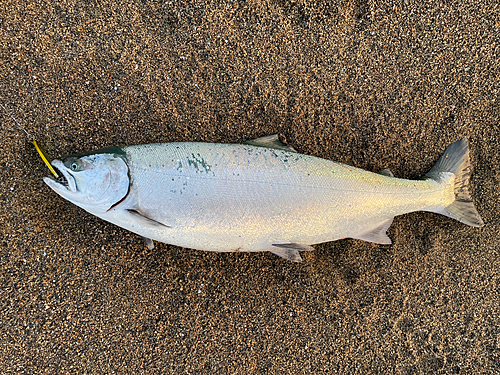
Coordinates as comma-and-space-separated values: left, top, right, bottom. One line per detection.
44, 135, 483, 262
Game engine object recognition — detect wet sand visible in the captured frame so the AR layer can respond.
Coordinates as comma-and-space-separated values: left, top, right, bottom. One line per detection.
1, 0, 499, 373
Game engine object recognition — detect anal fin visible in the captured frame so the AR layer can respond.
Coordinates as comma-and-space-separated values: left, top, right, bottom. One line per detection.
270, 243, 314, 262
270, 248, 303, 262
272, 242, 314, 251
351, 218, 394, 245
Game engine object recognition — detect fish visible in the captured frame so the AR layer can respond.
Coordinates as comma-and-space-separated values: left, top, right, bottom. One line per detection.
43, 135, 484, 262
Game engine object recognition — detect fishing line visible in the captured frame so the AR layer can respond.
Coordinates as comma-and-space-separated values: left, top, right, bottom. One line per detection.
0, 100, 60, 178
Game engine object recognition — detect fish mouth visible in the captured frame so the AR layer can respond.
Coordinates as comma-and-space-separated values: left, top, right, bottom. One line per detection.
43, 159, 77, 193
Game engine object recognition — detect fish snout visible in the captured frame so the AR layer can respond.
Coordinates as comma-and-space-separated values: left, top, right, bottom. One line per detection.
49, 159, 77, 193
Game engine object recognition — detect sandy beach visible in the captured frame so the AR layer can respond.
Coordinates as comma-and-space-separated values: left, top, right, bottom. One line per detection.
1, 0, 499, 373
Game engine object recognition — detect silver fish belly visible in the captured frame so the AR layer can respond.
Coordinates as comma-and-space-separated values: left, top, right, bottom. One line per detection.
44, 136, 483, 262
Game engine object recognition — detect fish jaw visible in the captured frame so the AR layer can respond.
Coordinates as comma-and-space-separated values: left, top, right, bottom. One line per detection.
43, 159, 79, 199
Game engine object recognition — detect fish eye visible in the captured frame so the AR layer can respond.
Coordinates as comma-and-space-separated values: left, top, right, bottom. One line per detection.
70, 161, 79, 171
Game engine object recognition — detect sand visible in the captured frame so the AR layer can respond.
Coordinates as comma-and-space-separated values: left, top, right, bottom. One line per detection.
1, 0, 499, 373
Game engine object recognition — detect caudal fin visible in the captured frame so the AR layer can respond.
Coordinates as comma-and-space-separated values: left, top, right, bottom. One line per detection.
426, 138, 484, 227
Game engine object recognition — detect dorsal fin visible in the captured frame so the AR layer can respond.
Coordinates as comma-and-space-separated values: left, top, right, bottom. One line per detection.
244, 134, 296, 152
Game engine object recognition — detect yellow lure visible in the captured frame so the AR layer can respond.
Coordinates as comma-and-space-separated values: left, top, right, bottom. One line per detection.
32, 139, 59, 179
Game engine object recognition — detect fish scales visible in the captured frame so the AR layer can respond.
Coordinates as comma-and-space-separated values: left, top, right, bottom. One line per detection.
44, 136, 483, 262
126, 143, 443, 242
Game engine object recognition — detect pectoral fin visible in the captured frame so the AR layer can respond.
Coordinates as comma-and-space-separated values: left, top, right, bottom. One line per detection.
244, 134, 296, 152
351, 218, 394, 244
126, 209, 171, 228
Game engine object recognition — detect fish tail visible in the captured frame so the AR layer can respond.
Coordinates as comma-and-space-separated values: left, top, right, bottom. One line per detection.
425, 138, 484, 227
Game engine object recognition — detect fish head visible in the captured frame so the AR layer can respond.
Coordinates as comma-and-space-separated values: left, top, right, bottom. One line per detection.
43, 150, 129, 214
